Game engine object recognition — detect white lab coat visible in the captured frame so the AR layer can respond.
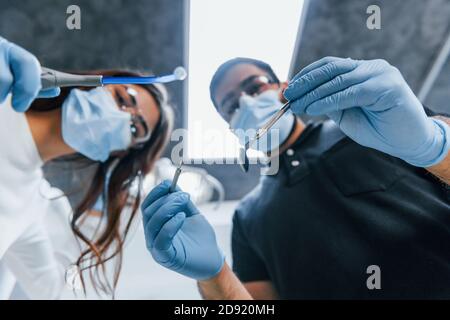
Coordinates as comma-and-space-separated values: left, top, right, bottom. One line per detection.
0, 97, 64, 299
0, 192, 98, 300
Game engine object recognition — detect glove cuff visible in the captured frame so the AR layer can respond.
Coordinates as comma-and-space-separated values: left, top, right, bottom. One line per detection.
195, 249, 226, 281
406, 118, 449, 167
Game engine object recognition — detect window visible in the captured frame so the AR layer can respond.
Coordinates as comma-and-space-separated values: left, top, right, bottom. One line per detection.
187, 0, 305, 160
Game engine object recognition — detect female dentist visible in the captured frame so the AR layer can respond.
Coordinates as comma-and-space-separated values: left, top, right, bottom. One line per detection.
0, 37, 174, 299
0, 37, 62, 299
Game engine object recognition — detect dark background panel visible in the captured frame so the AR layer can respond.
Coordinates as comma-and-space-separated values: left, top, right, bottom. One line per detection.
425, 58, 450, 112
290, 0, 450, 114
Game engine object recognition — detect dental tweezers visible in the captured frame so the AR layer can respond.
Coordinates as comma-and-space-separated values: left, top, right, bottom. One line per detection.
239, 101, 291, 172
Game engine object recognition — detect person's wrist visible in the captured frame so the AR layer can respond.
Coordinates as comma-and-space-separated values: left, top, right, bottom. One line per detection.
427, 119, 450, 166
198, 259, 227, 285
406, 118, 449, 167
197, 263, 253, 300
196, 249, 226, 282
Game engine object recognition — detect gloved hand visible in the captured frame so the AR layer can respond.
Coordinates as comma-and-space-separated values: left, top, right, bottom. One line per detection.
0, 37, 60, 112
141, 180, 225, 280
284, 57, 449, 167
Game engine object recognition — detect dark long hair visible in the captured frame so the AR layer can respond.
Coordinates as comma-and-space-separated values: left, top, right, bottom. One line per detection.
30, 70, 174, 296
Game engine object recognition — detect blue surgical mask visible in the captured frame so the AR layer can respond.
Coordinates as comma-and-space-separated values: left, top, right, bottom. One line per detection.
62, 87, 132, 162
230, 89, 295, 152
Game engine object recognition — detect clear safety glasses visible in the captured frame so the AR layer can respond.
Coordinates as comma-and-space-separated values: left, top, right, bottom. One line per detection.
220, 75, 276, 122
116, 86, 152, 146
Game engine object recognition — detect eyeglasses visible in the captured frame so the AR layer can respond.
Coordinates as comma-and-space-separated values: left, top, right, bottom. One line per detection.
220, 75, 276, 122
116, 86, 152, 146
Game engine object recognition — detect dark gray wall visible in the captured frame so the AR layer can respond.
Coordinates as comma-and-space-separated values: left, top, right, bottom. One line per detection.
0, 0, 186, 127
426, 58, 450, 111
291, 0, 450, 114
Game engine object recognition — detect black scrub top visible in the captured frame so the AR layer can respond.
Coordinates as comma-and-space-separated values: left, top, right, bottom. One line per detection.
232, 120, 450, 299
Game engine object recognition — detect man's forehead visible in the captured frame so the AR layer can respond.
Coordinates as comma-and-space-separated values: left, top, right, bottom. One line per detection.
215, 64, 268, 104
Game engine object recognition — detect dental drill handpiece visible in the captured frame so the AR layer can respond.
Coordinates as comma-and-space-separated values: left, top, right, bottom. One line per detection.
40, 67, 187, 90
40, 67, 103, 90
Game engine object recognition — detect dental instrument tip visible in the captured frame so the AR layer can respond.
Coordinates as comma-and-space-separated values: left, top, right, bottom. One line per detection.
169, 160, 184, 193
174, 67, 187, 81
239, 143, 250, 173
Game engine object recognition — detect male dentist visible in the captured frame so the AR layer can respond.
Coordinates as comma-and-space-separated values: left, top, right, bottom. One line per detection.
141, 57, 449, 299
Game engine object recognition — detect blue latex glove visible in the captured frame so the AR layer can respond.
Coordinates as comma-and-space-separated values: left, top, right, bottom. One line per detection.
284, 57, 449, 167
141, 180, 225, 280
0, 37, 60, 112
